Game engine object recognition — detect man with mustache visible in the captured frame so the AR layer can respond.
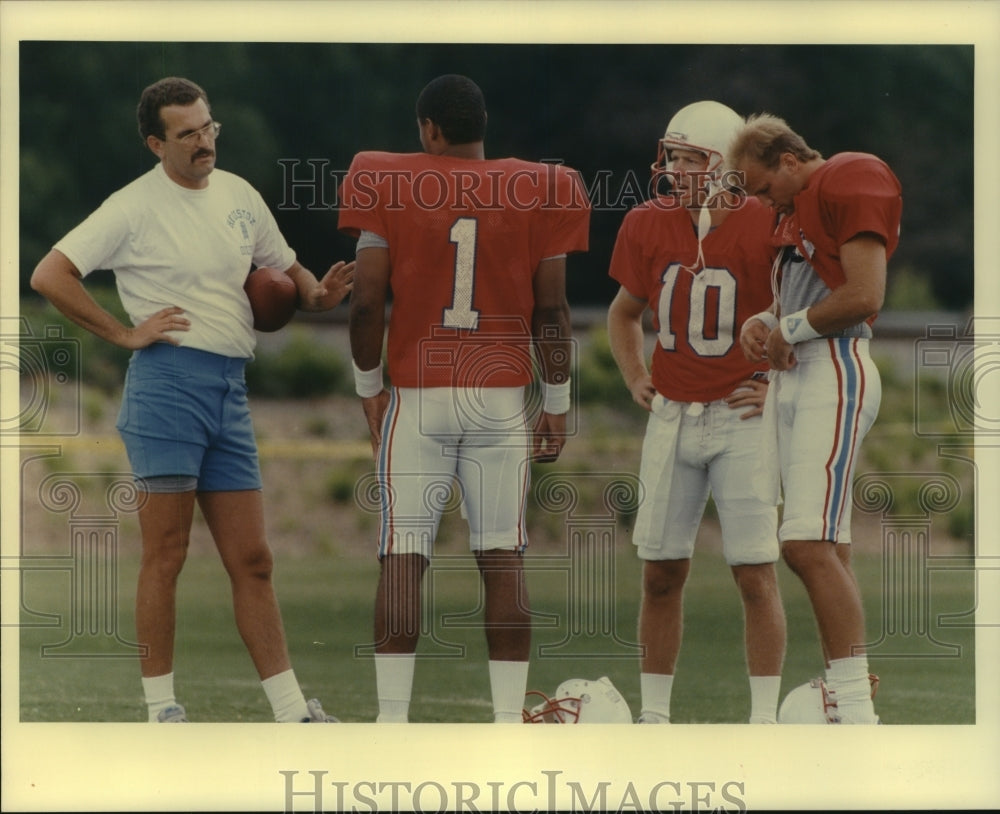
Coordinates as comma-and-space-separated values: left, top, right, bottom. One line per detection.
30, 76, 354, 723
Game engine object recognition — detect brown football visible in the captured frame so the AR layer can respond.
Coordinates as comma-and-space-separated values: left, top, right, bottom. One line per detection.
244, 266, 298, 332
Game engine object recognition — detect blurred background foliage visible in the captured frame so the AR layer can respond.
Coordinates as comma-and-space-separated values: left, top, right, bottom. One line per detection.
19, 41, 972, 310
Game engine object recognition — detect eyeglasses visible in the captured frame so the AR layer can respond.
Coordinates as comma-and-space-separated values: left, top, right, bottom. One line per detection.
168, 121, 222, 146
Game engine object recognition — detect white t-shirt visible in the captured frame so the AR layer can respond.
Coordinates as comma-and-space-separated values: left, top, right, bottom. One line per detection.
55, 163, 296, 358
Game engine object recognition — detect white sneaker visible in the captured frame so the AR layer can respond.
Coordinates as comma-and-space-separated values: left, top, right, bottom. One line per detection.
302, 698, 339, 723
637, 711, 670, 724
156, 704, 189, 723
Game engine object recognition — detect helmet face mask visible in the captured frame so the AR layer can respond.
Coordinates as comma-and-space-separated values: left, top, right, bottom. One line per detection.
523, 691, 582, 723
523, 677, 633, 724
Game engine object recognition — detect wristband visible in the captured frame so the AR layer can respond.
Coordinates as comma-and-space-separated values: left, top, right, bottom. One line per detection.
780, 308, 822, 344
541, 379, 571, 415
353, 360, 384, 398
747, 310, 779, 332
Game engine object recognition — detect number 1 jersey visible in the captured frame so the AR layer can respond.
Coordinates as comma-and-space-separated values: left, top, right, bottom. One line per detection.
339, 151, 591, 388
609, 195, 777, 402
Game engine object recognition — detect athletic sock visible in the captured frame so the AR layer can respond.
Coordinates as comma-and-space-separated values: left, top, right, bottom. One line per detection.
489, 660, 530, 723
375, 653, 416, 723
639, 672, 674, 723
142, 672, 178, 723
262, 669, 309, 722
748, 675, 781, 723
826, 656, 878, 723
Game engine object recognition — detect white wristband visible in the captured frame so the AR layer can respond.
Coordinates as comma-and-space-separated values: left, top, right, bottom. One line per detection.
353, 360, 384, 398
780, 309, 822, 344
541, 379, 571, 415
748, 310, 779, 332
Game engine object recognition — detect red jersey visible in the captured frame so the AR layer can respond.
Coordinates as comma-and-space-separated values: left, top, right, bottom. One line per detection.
609, 195, 777, 402
339, 151, 590, 388
774, 152, 902, 293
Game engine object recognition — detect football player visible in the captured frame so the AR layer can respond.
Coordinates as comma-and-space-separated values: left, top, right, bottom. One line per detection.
729, 114, 902, 724
339, 74, 590, 722
607, 101, 786, 723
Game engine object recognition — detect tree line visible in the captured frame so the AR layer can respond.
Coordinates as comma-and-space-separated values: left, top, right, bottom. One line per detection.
18, 42, 973, 310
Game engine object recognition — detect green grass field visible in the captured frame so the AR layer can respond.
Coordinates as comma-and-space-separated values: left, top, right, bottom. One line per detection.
18, 531, 975, 724
12, 326, 978, 726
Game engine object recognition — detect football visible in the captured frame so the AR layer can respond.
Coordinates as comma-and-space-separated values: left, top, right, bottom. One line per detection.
244, 266, 298, 332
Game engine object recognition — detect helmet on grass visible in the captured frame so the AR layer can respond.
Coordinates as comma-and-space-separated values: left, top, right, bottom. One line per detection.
778, 674, 881, 724
523, 676, 633, 723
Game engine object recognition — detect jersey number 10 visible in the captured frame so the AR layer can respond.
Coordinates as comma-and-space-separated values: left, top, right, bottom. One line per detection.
658, 263, 737, 357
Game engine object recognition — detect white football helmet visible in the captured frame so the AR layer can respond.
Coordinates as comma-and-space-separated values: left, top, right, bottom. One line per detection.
650, 101, 745, 275
777, 678, 840, 724
778, 674, 880, 724
523, 676, 633, 723
651, 100, 745, 181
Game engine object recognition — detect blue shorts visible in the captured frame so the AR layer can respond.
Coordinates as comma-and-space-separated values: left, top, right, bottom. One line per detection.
115, 343, 262, 492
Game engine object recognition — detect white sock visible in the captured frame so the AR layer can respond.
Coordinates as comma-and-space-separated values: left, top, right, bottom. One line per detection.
375, 653, 416, 723
262, 669, 309, 722
640, 672, 673, 722
489, 660, 530, 723
826, 656, 877, 723
142, 672, 178, 723
748, 675, 781, 723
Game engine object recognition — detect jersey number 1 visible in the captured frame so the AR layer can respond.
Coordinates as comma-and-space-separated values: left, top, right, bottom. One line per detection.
658, 264, 737, 357
443, 217, 480, 330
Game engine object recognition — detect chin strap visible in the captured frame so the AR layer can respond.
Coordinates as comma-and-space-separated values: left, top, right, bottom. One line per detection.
770, 214, 787, 302
680, 178, 726, 276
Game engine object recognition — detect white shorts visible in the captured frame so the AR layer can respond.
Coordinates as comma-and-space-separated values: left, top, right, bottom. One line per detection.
375, 387, 530, 558
633, 393, 779, 566
775, 338, 881, 543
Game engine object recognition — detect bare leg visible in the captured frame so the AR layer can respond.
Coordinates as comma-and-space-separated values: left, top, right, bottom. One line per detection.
476, 549, 531, 722
373, 552, 429, 654
817, 543, 861, 666
198, 489, 292, 679
474, 549, 531, 661
731, 562, 786, 676
635, 559, 689, 722
782, 539, 867, 661
638, 559, 690, 674
135, 490, 196, 677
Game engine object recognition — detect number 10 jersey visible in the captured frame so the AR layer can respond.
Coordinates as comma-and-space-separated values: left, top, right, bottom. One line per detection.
609, 195, 777, 403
